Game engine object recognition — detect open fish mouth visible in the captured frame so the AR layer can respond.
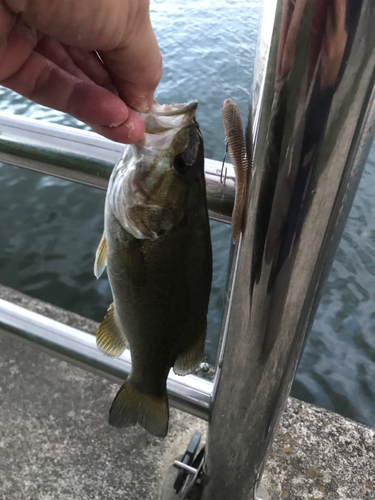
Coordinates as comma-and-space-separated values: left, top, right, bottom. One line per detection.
139, 101, 198, 135
150, 100, 198, 116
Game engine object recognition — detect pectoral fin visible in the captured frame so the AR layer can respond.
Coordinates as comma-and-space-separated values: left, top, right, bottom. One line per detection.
97, 303, 127, 358
173, 323, 207, 376
94, 232, 107, 279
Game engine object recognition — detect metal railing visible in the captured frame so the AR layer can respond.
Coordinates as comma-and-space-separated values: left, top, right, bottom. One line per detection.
0, 114, 235, 224
0, 298, 212, 420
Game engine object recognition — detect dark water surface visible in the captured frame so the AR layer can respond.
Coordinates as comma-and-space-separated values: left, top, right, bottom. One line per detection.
0, 1, 374, 427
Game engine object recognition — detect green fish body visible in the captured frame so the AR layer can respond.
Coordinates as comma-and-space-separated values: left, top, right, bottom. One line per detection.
94, 101, 212, 437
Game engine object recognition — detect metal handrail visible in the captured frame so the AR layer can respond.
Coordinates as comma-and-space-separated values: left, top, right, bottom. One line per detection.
0, 298, 212, 421
0, 114, 235, 224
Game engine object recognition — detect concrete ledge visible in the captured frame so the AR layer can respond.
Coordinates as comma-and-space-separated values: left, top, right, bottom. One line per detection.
263, 399, 374, 500
0, 285, 374, 499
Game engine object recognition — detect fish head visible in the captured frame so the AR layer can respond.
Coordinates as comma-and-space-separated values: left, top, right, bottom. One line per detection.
109, 101, 205, 240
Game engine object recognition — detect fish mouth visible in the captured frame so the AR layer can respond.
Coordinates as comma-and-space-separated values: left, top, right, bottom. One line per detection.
150, 100, 198, 117
139, 101, 198, 136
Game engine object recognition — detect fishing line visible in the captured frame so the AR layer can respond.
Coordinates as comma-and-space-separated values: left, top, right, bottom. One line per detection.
233, 2, 251, 106
230, 2, 250, 159
220, 1, 250, 187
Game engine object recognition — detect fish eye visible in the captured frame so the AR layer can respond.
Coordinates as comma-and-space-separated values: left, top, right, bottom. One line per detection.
173, 153, 193, 175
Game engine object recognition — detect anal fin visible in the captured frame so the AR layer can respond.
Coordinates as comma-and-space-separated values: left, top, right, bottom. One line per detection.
109, 379, 169, 438
97, 303, 127, 358
94, 232, 107, 279
173, 323, 207, 376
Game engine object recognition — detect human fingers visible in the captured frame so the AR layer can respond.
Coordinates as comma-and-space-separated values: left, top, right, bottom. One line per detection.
4, 0, 162, 112
64, 46, 118, 93
99, 7, 162, 112
35, 37, 96, 85
1, 49, 145, 143
0, 5, 144, 143
36, 38, 119, 94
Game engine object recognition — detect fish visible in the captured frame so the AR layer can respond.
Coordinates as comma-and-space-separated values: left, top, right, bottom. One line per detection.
94, 100, 212, 437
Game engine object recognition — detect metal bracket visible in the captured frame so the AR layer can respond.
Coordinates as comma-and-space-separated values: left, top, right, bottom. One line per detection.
173, 431, 205, 499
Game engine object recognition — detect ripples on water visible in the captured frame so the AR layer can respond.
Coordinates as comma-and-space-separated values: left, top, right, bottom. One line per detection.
0, 0, 374, 427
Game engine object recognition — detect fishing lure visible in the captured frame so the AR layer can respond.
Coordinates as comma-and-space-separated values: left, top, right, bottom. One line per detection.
221, 98, 253, 242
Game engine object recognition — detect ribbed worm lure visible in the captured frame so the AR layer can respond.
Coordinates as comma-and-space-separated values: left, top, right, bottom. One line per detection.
221, 98, 253, 243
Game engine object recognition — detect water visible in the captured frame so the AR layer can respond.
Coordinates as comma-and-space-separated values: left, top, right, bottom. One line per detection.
0, 0, 374, 428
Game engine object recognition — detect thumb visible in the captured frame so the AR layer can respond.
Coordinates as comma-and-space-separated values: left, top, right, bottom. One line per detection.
100, 9, 162, 113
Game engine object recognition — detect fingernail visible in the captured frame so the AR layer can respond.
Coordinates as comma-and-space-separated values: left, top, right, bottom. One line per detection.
108, 120, 125, 128
106, 117, 139, 133
108, 120, 126, 128
124, 120, 136, 131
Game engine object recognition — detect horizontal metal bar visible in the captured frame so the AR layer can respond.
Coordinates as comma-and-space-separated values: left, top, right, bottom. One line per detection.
0, 113, 234, 223
173, 461, 197, 475
0, 298, 212, 421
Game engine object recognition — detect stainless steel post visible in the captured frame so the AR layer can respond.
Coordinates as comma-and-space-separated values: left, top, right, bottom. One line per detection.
203, 1, 375, 498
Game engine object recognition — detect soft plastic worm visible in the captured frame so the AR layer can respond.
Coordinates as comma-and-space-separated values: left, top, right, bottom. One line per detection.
221, 98, 248, 243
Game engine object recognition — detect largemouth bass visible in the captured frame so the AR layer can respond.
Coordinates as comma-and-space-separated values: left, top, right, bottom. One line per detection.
94, 101, 212, 437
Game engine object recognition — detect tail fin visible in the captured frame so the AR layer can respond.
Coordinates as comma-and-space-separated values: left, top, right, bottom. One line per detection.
109, 379, 169, 438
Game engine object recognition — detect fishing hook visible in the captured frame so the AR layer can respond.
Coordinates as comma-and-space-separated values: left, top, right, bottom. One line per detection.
220, 142, 228, 186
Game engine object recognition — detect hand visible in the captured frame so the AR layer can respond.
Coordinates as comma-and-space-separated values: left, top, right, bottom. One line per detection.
0, 0, 162, 143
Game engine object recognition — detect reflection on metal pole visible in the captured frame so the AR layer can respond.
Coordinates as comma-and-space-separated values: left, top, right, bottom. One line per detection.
203, 1, 375, 498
